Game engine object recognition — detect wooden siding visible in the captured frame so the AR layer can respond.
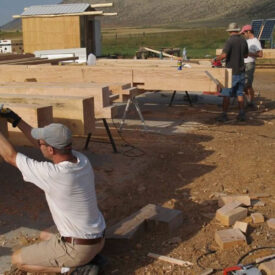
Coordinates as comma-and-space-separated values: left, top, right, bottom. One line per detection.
22, 16, 81, 53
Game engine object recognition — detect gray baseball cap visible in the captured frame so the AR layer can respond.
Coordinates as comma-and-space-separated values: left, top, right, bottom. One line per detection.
31, 123, 72, 149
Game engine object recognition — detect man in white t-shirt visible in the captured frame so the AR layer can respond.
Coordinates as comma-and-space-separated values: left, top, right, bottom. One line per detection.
0, 108, 106, 274
241, 25, 263, 107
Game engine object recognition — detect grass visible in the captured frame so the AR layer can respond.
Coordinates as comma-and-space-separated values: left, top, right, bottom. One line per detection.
101, 27, 229, 58
1, 28, 274, 59
0, 31, 22, 40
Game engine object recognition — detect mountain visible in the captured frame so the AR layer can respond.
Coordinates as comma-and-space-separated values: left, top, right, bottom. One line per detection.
0, 18, 21, 31
1, 0, 275, 30
62, 0, 275, 27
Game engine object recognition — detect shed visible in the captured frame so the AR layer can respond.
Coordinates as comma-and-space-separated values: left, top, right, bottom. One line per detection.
14, 3, 116, 56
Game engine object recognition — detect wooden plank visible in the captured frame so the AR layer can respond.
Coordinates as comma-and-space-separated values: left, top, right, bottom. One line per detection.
0, 54, 34, 62
11, 56, 79, 65
4, 103, 53, 146
0, 94, 95, 135
14, 11, 103, 19
103, 13, 118, 16
148, 253, 193, 267
91, 3, 113, 8
0, 82, 113, 118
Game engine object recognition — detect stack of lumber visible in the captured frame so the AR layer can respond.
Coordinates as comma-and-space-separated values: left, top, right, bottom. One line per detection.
0, 81, 139, 147
0, 62, 232, 147
0, 65, 232, 92
0, 53, 78, 65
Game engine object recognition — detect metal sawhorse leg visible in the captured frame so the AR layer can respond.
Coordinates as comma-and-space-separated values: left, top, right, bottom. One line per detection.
119, 96, 147, 132
84, 118, 118, 153
169, 91, 193, 107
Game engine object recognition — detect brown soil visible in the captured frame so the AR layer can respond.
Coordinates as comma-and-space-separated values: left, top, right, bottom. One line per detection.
1, 69, 275, 274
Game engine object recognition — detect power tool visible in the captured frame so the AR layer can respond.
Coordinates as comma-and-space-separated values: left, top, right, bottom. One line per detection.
223, 264, 261, 275
211, 57, 222, 68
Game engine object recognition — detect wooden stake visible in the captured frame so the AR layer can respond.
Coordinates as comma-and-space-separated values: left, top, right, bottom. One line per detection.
148, 252, 193, 267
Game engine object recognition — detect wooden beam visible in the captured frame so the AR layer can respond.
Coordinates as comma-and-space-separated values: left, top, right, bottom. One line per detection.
0, 94, 95, 136
91, 3, 113, 8
143, 47, 199, 64
0, 65, 231, 91
0, 82, 115, 118
103, 13, 118, 16
13, 11, 103, 18
0, 57, 47, 65
14, 56, 79, 65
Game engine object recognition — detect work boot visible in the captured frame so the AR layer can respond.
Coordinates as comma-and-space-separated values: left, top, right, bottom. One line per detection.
246, 102, 256, 110
70, 264, 99, 275
70, 254, 108, 275
236, 112, 246, 121
216, 113, 229, 122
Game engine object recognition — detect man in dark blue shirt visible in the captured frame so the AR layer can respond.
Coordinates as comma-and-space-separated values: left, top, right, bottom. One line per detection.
215, 23, 248, 122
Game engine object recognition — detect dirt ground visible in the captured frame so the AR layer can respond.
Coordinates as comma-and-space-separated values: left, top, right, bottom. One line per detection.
0, 69, 274, 274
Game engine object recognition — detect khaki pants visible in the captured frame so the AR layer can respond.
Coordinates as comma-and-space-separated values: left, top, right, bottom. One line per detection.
21, 233, 105, 267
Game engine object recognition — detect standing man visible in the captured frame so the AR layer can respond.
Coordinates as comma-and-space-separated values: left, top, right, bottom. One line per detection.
241, 24, 263, 108
0, 108, 106, 274
214, 22, 248, 122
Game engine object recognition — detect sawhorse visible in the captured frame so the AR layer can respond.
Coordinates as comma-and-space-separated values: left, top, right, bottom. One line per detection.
169, 91, 193, 107
84, 118, 118, 153
119, 96, 147, 132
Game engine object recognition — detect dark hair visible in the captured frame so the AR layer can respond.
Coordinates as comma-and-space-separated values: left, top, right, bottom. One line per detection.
53, 143, 72, 155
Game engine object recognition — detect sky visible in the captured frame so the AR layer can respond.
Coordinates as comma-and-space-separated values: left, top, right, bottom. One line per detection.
0, 0, 60, 26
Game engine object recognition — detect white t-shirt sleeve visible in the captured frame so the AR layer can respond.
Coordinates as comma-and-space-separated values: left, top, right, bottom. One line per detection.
16, 152, 54, 193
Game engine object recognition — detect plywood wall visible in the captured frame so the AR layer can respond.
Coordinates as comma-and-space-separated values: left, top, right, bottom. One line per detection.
22, 16, 81, 53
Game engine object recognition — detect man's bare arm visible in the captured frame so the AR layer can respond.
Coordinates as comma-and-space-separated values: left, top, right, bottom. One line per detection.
0, 131, 17, 167
248, 50, 263, 58
17, 120, 38, 148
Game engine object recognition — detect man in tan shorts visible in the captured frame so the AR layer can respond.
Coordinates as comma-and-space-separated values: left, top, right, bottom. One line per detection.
0, 107, 106, 274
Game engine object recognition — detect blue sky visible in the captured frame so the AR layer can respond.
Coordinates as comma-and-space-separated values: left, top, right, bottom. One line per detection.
0, 0, 60, 26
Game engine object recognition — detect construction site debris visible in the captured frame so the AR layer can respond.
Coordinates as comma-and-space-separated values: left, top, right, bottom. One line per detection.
215, 229, 247, 249
147, 252, 193, 267
251, 213, 265, 224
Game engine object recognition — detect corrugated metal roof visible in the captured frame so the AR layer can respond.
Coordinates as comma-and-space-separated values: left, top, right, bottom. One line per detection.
21, 3, 90, 16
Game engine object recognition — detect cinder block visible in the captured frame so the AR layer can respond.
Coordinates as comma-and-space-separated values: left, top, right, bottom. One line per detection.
259, 259, 275, 275
233, 221, 248, 234
105, 204, 183, 252
215, 229, 247, 249
218, 195, 251, 207
251, 213, 265, 224
267, 218, 275, 230
216, 201, 247, 226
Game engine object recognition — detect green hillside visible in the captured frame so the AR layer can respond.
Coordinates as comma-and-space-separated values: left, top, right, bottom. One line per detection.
1, 0, 275, 30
